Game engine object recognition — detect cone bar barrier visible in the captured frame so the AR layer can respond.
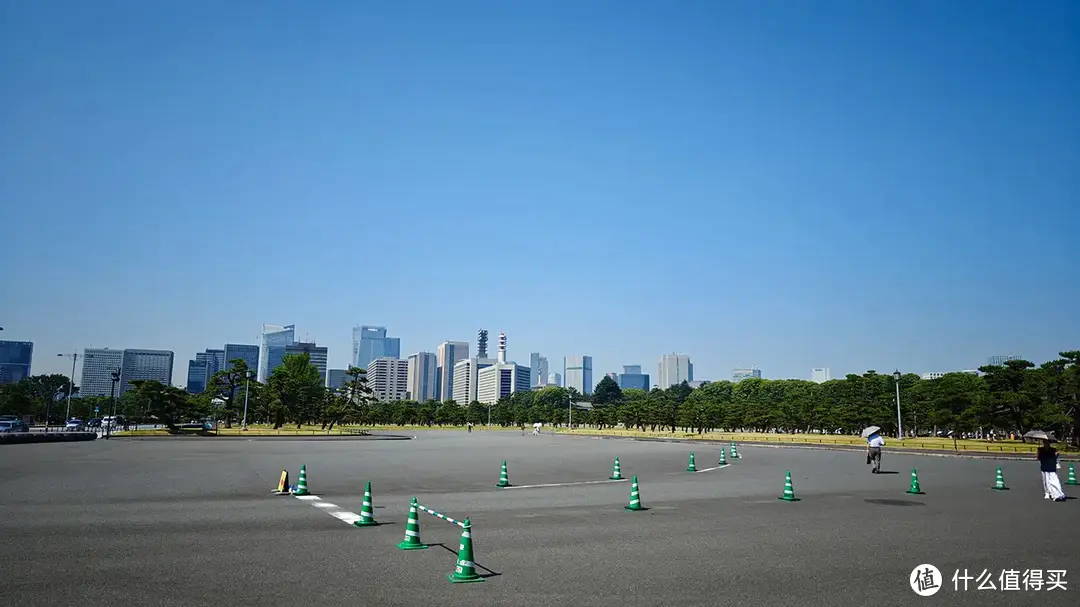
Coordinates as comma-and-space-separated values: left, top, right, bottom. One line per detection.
718, 449, 727, 466
730, 442, 740, 459
687, 452, 697, 472
354, 481, 379, 526
1067, 463, 1078, 486
447, 518, 484, 584
415, 502, 468, 529
624, 475, 644, 511
906, 468, 925, 495
778, 470, 800, 501
397, 497, 427, 550
293, 464, 310, 496
271, 470, 290, 495
990, 467, 1009, 491
610, 457, 623, 480
496, 460, 511, 487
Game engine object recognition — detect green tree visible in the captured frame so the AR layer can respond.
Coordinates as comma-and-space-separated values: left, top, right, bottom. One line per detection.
207, 358, 254, 427
129, 380, 202, 432
267, 353, 325, 428
19, 374, 74, 425
342, 365, 375, 426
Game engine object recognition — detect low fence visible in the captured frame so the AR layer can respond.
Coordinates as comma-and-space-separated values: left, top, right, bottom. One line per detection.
0, 432, 97, 445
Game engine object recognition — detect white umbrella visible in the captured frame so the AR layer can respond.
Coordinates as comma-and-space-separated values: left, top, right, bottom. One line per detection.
861, 425, 882, 439
1023, 430, 1056, 442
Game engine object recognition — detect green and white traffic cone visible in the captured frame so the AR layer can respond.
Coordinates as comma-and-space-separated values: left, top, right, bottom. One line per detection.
687, 452, 697, 472
397, 497, 427, 550
990, 467, 1009, 491
624, 475, 644, 511
293, 464, 310, 496
354, 481, 379, 526
447, 518, 484, 584
1067, 464, 1078, 486
496, 460, 511, 487
609, 457, 623, 480
730, 442, 740, 459
719, 448, 727, 466
906, 468, 925, 495
778, 470, 800, 501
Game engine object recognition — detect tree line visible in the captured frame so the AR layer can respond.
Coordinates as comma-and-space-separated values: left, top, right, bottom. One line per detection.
1, 351, 1076, 445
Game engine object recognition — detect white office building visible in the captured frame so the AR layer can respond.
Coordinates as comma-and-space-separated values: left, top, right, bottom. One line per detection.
811, 368, 831, 383
475, 333, 531, 405
657, 354, 693, 388
530, 353, 549, 387
436, 341, 470, 402
564, 355, 593, 395
121, 349, 175, 394
258, 324, 295, 382
548, 372, 562, 387
80, 348, 125, 397
921, 370, 980, 380
452, 356, 496, 404
366, 357, 408, 402
407, 352, 438, 402
732, 367, 762, 382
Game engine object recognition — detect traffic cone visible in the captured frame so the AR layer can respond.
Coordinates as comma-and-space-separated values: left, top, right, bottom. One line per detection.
446, 518, 484, 583
624, 475, 644, 511
397, 497, 427, 550
730, 442, 740, 459
496, 460, 511, 487
719, 449, 727, 466
990, 467, 1009, 491
778, 470, 800, 501
906, 468, 924, 495
687, 452, 697, 472
609, 457, 623, 480
271, 470, 289, 494
354, 481, 378, 526
1067, 464, 1078, 486
293, 464, 310, 496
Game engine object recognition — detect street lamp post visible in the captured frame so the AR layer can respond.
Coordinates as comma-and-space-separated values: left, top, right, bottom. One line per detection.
106, 369, 120, 439
568, 391, 574, 430
893, 370, 903, 440
58, 353, 79, 426
241, 372, 253, 430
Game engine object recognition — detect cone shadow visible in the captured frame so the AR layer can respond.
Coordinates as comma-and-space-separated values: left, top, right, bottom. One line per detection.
875, 471, 900, 475
433, 543, 502, 578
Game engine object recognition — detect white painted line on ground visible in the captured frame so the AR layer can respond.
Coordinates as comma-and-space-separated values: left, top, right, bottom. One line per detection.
696, 464, 731, 473
500, 478, 629, 490
291, 495, 366, 528
294, 495, 321, 501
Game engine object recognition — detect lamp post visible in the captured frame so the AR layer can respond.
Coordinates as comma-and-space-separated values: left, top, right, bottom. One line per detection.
106, 369, 121, 439
58, 353, 79, 426
893, 369, 903, 440
241, 371, 253, 430
568, 391, 574, 430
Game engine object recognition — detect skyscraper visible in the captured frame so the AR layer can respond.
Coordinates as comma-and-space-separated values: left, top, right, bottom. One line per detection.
811, 368, 831, 383
987, 355, 1021, 367
436, 341, 470, 401
285, 342, 329, 384
407, 352, 438, 402
258, 324, 295, 382
564, 355, 593, 395
120, 349, 174, 394
548, 372, 562, 387
327, 369, 349, 390
530, 353, 549, 387
618, 365, 650, 391
476, 333, 531, 404
80, 348, 124, 397
732, 367, 762, 382
355, 326, 401, 369
186, 360, 208, 393
0, 340, 33, 385
223, 344, 259, 374
367, 357, 408, 402
658, 354, 693, 388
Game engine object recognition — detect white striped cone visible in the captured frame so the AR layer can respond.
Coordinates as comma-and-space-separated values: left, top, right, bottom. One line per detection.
446, 518, 483, 583
624, 475, 644, 511
778, 470, 799, 501
496, 460, 510, 487
719, 449, 727, 465
397, 497, 427, 550
730, 442, 740, 459
610, 457, 623, 480
293, 464, 310, 495
354, 481, 378, 526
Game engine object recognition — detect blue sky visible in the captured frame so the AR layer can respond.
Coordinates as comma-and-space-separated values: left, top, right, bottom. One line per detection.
3, 1, 1078, 385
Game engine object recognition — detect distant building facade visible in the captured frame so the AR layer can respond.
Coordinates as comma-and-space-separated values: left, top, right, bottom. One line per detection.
0, 340, 33, 385
355, 326, 400, 370
224, 344, 259, 374
327, 369, 349, 390
258, 324, 295, 382
80, 348, 124, 397
811, 368, 831, 383
366, 357, 408, 402
618, 364, 650, 391
732, 367, 762, 382
437, 341, 469, 402
530, 353, 549, 387
987, 355, 1021, 367
564, 355, 593, 395
475, 333, 530, 404
285, 342, 328, 384
121, 349, 174, 394
658, 354, 693, 388
452, 357, 495, 404
548, 372, 562, 387
407, 352, 438, 402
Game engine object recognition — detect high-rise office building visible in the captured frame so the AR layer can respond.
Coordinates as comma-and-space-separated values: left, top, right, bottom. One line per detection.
732, 367, 762, 382
564, 355, 593, 395
366, 357, 408, 402
476, 333, 531, 404
327, 369, 349, 390
285, 342, 329, 384
355, 326, 401, 370
258, 324, 295, 382
80, 348, 124, 397
618, 365, 650, 391
987, 355, 1021, 367
452, 356, 496, 404
407, 352, 438, 402
186, 360, 208, 393
0, 340, 33, 385
437, 341, 470, 401
658, 354, 693, 388
223, 344, 259, 374
530, 353, 549, 387
811, 368, 831, 383
120, 349, 174, 394
548, 372, 562, 387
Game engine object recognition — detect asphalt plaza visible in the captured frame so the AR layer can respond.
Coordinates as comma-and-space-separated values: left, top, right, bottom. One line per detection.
2, 432, 1078, 607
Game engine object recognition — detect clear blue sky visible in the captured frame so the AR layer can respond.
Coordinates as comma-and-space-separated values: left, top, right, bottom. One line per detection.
3, 1, 1078, 385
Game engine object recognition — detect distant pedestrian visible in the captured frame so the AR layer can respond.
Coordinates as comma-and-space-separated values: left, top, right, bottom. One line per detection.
866, 432, 885, 473
1038, 439, 1067, 501
467, 422, 472, 433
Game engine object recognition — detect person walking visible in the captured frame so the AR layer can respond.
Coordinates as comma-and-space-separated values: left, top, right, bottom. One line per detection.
1038, 439, 1067, 502
866, 432, 885, 474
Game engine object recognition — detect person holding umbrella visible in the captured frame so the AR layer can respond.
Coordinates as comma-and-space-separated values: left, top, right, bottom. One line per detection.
862, 425, 885, 474
1027, 430, 1067, 501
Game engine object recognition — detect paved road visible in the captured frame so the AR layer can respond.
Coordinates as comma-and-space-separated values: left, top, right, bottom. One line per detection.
2, 432, 1077, 606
